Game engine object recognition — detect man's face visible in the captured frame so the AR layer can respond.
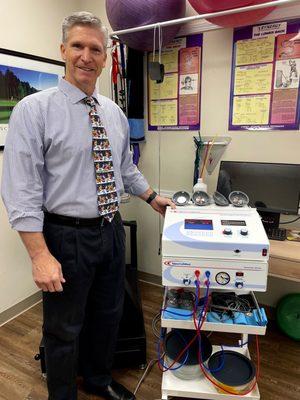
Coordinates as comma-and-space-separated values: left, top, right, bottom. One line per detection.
60, 24, 107, 95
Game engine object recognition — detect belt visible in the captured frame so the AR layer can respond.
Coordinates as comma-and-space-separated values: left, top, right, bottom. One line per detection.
44, 211, 120, 227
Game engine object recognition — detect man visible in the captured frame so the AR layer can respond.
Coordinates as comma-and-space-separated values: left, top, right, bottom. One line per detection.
181, 76, 193, 90
1, 11, 174, 400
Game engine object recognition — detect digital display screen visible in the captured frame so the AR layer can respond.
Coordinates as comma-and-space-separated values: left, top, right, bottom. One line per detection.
221, 220, 246, 226
184, 219, 213, 230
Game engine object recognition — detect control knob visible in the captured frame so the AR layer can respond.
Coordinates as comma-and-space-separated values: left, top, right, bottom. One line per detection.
240, 228, 248, 236
183, 277, 191, 286
223, 228, 232, 235
235, 282, 244, 289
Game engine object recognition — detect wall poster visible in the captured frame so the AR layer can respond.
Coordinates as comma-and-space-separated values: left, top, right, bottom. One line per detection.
229, 20, 300, 131
148, 34, 203, 131
0, 48, 64, 149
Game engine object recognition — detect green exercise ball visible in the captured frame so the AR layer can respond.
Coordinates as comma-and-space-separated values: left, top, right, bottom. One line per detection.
276, 293, 300, 341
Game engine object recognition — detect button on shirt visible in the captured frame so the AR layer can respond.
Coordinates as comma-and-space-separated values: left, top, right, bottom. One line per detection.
1, 79, 149, 231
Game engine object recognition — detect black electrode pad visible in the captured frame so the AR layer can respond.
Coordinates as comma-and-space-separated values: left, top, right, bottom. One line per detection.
149, 61, 165, 83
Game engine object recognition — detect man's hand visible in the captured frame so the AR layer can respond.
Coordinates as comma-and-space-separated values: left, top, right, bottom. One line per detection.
32, 250, 66, 292
149, 195, 175, 216
19, 231, 65, 292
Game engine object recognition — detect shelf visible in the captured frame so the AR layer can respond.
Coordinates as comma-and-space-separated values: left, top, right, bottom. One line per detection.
161, 315, 267, 335
161, 346, 260, 400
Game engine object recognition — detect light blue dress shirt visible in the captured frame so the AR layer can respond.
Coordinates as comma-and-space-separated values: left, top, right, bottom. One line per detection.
1, 79, 149, 231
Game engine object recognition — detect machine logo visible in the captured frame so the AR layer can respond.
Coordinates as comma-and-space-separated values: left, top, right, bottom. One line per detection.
164, 261, 191, 266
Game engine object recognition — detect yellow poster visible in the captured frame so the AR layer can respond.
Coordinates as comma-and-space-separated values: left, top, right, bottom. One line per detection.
234, 64, 273, 95
236, 36, 275, 66
149, 74, 178, 100
232, 95, 270, 125
149, 49, 179, 73
150, 100, 178, 126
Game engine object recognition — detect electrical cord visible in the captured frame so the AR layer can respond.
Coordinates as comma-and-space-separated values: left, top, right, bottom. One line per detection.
134, 280, 200, 395
157, 329, 190, 371
152, 311, 161, 339
197, 334, 260, 396
133, 310, 161, 396
191, 283, 261, 396
158, 279, 205, 372
280, 216, 300, 224
210, 293, 252, 313
195, 294, 260, 395
133, 359, 157, 396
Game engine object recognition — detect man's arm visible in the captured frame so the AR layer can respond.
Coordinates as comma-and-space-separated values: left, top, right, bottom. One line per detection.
139, 187, 175, 216
19, 232, 65, 292
1, 100, 65, 292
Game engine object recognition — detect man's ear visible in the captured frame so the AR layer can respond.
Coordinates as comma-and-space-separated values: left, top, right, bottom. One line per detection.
102, 52, 107, 68
60, 43, 66, 61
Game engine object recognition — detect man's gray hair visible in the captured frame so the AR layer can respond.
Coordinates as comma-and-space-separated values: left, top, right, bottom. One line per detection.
62, 11, 108, 48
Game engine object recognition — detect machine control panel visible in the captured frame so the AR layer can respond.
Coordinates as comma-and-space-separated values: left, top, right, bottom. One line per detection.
162, 257, 268, 291
162, 206, 269, 262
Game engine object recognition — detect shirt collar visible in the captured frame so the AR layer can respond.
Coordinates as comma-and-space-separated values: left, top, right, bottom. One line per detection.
58, 78, 99, 105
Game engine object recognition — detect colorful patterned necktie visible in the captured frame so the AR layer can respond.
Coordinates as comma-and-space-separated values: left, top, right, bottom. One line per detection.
85, 96, 118, 222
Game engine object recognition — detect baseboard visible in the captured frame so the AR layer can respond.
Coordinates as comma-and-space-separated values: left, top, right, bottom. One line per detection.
138, 271, 162, 287
0, 291, 42, 327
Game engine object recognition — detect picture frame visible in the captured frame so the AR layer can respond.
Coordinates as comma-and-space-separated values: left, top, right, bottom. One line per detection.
0, 48, 65, 150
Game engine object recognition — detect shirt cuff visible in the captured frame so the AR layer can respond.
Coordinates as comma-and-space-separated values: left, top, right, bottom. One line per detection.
10, 211, 44, 232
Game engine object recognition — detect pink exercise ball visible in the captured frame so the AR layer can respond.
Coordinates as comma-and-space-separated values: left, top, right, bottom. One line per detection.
106, 0, 186, 51
188, 0, 276, 28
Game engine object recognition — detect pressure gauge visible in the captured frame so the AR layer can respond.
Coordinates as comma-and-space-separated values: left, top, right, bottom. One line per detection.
215, 272, 230, 286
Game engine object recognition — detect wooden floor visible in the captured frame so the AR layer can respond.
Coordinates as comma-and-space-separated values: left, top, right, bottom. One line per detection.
0, 281, 299, 400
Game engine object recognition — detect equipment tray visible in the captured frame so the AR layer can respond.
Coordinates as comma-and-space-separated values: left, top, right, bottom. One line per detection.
161, 288, 267, 335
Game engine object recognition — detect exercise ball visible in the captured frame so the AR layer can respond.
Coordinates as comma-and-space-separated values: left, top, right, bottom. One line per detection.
188, 0, 276, 28
276, 293, 300, 341
106, 0, 186, 51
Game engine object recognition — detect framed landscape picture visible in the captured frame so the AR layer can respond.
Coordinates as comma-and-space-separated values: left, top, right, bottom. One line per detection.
0, 48, 64, 149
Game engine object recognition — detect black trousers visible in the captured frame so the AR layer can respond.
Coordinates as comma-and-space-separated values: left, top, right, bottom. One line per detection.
42, 212, 126, 400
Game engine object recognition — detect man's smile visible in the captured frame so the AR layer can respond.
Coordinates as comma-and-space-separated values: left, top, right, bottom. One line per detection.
77, 66, 95, 72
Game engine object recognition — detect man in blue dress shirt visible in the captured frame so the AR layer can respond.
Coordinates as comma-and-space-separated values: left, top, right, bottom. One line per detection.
1, 11, 173, 400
